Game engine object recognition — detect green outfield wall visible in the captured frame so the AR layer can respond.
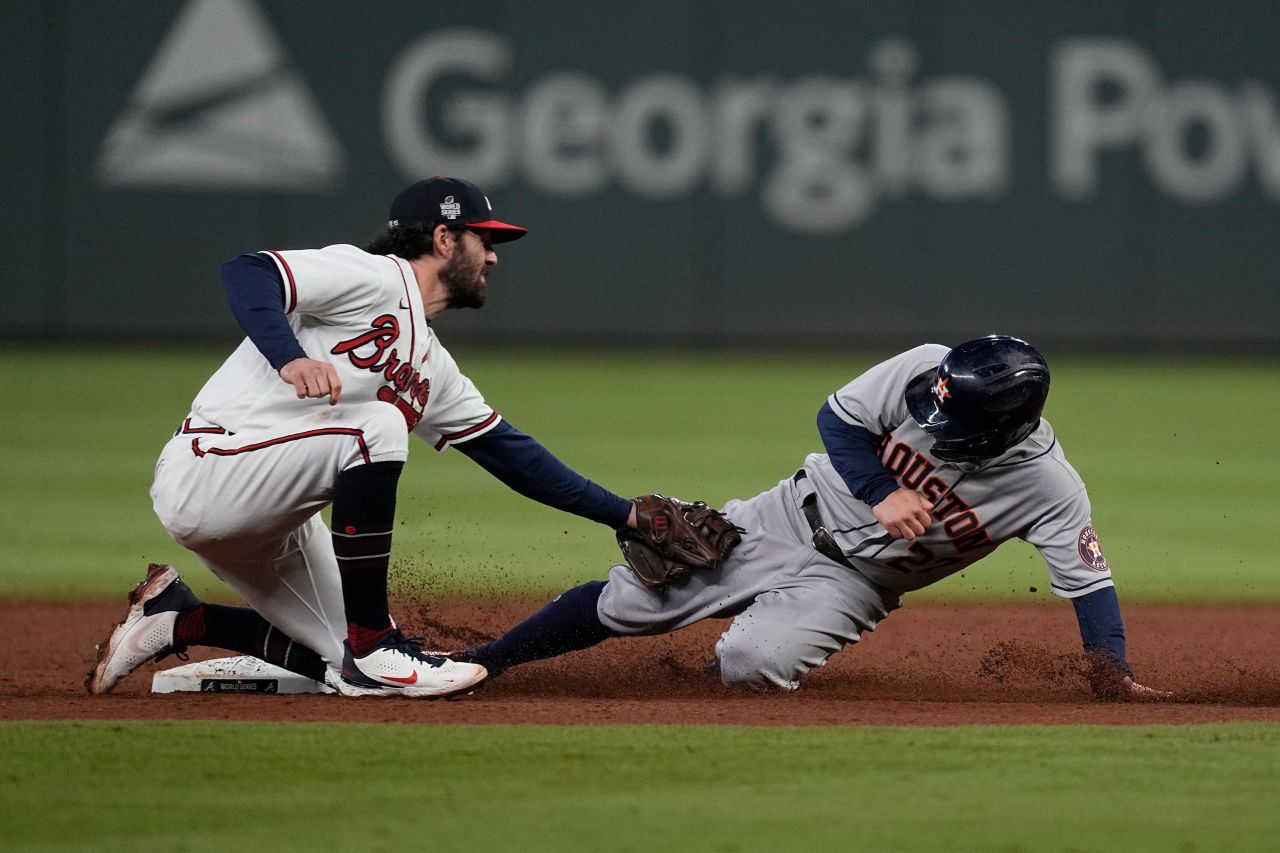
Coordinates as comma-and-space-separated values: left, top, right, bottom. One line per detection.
4, 1, 1278, 349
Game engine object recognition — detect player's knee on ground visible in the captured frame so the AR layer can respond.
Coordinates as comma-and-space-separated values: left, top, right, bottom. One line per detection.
714, 635, 805, 692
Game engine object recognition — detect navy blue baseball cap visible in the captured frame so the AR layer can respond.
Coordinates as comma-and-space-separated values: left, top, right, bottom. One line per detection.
388, 177, 528, 243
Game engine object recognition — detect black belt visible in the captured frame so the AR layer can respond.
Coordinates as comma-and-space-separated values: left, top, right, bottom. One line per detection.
793, 470, 856, 570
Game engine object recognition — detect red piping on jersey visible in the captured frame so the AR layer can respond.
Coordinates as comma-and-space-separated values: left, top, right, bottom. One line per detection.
191, 428, 372, 465
264, 250, 298, 314
434, 411, 500, 451
180, 418, 226, 435
390, 256, 417, 361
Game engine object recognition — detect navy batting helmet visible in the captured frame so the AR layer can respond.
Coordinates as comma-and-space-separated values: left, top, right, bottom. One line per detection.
905, 335, 1050, 462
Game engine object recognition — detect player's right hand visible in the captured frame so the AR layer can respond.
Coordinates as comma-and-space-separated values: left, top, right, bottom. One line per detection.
873, 488, 934, 540
279, 357, 343, 405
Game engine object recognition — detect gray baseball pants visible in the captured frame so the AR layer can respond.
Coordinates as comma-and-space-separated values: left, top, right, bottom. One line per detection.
596, 473, 901, 690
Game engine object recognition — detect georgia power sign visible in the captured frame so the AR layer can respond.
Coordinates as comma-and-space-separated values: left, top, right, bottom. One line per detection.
100, 0, 1280, 232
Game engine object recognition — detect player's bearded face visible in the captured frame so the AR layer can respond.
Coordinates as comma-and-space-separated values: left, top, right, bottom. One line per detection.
440, 230, 492, 310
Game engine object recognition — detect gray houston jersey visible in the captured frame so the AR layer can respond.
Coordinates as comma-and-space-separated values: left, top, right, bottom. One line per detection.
807, 343, 1114, 599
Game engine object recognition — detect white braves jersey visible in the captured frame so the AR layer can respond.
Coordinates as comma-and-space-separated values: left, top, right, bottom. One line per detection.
189, 244, 500, 451
803, 344, 1114, 599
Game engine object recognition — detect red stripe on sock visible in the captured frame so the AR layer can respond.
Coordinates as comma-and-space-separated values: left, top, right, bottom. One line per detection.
174, 604, 206, 646
347, 623, 394, 658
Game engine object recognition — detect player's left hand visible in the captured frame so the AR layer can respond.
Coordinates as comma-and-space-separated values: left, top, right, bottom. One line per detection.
280, 357, 343, 405
1088, 654, 1173, 701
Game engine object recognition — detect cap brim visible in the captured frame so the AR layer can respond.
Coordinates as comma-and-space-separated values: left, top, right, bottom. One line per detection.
466, 220, 528, 243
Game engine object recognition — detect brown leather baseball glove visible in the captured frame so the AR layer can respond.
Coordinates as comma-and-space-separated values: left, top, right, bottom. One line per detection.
616, 494, 744, 589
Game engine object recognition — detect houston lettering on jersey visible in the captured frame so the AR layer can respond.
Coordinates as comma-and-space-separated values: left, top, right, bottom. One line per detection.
879, 437, 993, 554
331, 314, 430, 428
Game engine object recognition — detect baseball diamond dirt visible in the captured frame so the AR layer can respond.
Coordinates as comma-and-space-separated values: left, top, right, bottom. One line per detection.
3, 598, 1279, 726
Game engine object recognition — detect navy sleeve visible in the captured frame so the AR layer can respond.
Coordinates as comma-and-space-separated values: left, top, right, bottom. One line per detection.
1071, 586, 1130, 672
817, 402, 900, 506
456, 421, 632, 528
220, 253, 308, 372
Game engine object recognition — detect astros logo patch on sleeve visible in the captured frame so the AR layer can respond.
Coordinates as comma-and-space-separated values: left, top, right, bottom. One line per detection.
1077, 525, 1109, 571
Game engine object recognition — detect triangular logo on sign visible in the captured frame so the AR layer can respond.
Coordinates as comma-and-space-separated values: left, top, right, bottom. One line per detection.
97, 0, 344, 190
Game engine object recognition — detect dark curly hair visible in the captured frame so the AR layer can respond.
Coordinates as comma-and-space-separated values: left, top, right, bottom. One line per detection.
363, 222, 465, 260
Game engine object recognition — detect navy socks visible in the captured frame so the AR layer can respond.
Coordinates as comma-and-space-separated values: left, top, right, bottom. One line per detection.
331, 461, 404, 647
175, 604, 327, 682
467, 580, 613, 673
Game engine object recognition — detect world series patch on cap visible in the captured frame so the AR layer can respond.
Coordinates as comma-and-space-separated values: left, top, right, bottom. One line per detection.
388, 177, 528, 243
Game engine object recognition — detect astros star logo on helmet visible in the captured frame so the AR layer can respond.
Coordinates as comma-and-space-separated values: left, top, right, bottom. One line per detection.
932, 375, 951, 403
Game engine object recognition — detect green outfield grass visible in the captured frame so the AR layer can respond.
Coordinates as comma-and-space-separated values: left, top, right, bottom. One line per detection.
3, 350, 1278, 853
1, 720, 1277, 852
1, 346, 1276, 602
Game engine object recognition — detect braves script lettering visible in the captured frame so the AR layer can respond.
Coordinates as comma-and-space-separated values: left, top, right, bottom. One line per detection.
331, 314, 430, 427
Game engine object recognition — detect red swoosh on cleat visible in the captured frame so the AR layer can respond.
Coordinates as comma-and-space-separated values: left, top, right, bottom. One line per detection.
381, 671, 419, 685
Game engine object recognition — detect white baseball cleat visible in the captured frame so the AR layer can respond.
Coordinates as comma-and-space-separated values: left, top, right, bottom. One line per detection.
336, 629, 488, 699
87, 563, 200, 694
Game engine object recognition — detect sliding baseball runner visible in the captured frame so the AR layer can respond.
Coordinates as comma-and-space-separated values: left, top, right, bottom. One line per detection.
452, 336, 1170, 701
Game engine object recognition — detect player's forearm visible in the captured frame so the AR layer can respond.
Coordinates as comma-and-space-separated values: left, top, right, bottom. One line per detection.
220, 254, 308, 371
817, 402, 900, 506
456, 421, 631, 527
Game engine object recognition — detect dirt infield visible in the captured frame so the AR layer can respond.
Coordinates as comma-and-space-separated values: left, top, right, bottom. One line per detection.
3, 598, 1279, 726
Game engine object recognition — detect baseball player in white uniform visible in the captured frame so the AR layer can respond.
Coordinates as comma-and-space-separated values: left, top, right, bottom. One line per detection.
451, 336, 1170, 700
88, 177, 641, 699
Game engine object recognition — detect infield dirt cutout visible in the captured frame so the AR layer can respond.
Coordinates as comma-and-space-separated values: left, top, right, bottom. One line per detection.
3, 599, 1279, 726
